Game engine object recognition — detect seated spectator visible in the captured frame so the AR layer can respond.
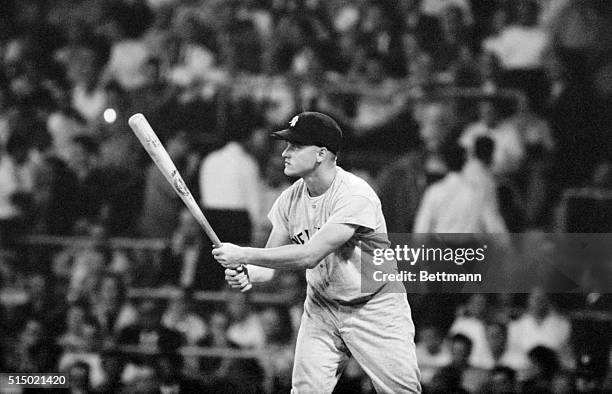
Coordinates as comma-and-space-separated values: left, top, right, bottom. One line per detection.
428, 365, 470, 394
415, 325, 451, 385
225, 291, 265, 350
4, 318, 60, 373
66, 360, 93, 394
477, 365, 517, 394
506, 287, 573, 371
58, 318, 106, 388
0, 132, 30, 245
65, 135, 107, 226
21, 272, 66, 333
483, 322, 514, 369
483, 0, 550, 110
161, 289, 207, 345
520, 345, 560, 394
91, 272, 137, 340
429, 5, 475, 74
449, 294, 491, 370
447, 333, 489, 393
95, 347, 127, 394
29, 155, 80, 235
69, 46, 108, 124
258, 305, 295, 394
153, 353, 208, 393
53, 223, 110, 303
160, 208, 225, 290
117, 299, 183, 354
420, 0, 474, 26
57, 302, 98, 351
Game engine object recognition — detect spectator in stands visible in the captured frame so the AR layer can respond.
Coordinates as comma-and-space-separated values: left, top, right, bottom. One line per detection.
4, 318, 60, 373
477, 365, 517, 394
161, 207, 225, 290
448, 294, 492, 370
199, 105, 262, 246
29, 155, 79, 235
258, 305, 295, 393
428, 365, 469, 394
506, 286, 573, 371
447, 333, 489, 393
414, 138, 508, 233
68, 46, 108, 124
154, 352, 207, 393
91, 272, 137, 341
22, 272, 65, 334
66, 360, 93, 394
139, 131, 194, 239
58, 309, 105, 389
483, 0, 549, 110
483, 322, 514, 369
161, 289, 207, 346
225, 291, 265, 350
66, 135, 106, 229
117, 299, 183, 354
520, 345, 560, 394
95, 347, 126, 394
430, 5, 475, 74
58, 302, 98, 351
377, 101, 454, 232
509, 95, 555, 226
415, 325, 451, 385
460, 97, 525, 178
56, 223, 110, 303
0, 131, 30, 245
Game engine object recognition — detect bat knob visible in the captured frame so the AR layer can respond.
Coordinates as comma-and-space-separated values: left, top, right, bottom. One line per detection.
236, 265, 253, 292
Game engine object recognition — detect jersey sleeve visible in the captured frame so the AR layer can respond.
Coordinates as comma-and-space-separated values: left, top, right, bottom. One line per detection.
327, 194, 378, 231
267, 188, 291, 235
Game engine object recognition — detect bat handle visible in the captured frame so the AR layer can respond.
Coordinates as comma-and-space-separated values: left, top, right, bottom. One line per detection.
236, 265, 253, 292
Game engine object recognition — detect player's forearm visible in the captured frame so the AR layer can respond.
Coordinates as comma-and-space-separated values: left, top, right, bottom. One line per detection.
245, 265, 275, 282
243, 244, 321, 270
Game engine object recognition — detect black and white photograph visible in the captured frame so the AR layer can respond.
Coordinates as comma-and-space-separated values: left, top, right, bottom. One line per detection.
0, 0, 611, 393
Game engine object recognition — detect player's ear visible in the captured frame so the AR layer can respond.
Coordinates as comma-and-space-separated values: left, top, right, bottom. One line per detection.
316, 147, 327, 163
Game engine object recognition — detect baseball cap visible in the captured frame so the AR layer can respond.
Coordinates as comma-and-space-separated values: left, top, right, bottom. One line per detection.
271, 112, 342, 154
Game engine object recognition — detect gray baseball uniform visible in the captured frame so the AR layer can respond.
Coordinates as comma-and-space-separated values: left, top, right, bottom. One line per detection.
268, 167, 421, 393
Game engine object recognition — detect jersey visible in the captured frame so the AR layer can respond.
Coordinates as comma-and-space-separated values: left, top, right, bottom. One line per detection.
268, 167, 403, 304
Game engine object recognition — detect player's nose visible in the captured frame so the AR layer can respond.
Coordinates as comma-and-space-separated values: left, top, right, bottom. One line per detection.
282, 146, 291, 158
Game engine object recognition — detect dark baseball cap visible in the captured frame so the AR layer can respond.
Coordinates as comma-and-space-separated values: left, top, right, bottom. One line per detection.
271, 112, 342, 154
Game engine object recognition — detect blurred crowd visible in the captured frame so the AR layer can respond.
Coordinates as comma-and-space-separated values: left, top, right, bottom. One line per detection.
0, 0, 612, 392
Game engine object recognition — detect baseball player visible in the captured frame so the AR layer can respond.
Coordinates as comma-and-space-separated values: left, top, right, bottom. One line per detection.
212, 112, 421, 393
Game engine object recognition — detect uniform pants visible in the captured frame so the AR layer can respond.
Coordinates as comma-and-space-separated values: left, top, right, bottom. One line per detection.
291, 291, 421, 393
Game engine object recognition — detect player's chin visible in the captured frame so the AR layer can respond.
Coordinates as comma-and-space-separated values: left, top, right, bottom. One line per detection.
283, 166, 298, 177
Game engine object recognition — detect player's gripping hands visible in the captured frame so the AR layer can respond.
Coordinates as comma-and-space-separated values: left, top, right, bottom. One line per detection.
224, 267, 251, 293
213, 243, 252, 292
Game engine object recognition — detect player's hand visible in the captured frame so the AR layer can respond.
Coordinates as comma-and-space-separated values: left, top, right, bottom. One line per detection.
212, 243, 246, 269
225, 268, 251, 293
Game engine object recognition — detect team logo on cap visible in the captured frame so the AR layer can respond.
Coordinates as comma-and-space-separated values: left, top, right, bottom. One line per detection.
289, 116, 299, 127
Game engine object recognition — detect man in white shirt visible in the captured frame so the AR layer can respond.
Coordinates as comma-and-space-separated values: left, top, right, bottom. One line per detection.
199, 122, 262, 245
459, 98, 525, 178
414, 137, 508, 234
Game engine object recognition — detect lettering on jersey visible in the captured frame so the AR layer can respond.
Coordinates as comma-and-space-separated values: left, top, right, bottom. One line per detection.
290, 227, 320, 245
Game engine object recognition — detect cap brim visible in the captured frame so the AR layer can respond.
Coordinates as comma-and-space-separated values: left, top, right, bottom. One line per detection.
270, 129, 309, 145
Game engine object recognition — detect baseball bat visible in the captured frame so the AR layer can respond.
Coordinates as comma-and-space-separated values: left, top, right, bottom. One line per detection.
128, 113, 252, 291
